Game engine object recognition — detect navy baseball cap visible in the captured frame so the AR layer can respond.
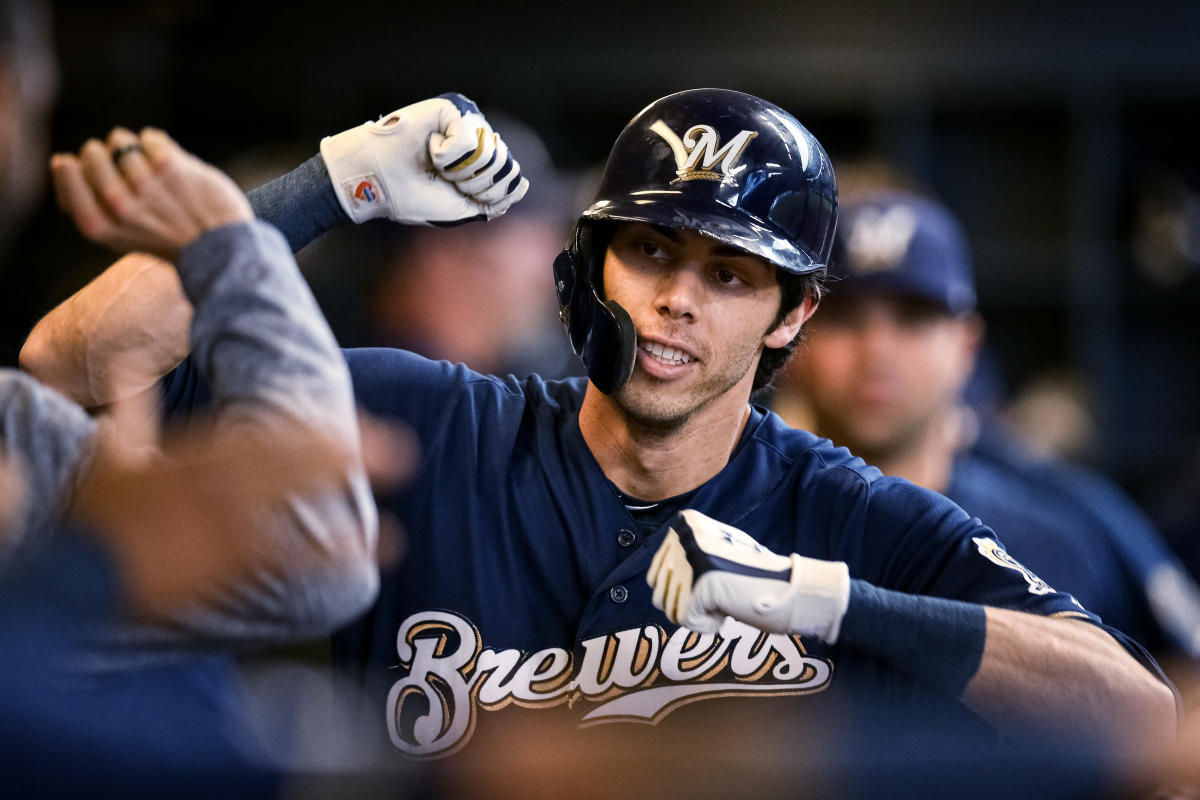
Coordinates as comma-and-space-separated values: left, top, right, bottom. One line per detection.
827, 190, 976, 314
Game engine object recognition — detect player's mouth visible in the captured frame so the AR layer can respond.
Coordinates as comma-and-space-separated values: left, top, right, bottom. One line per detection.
849, 375, 902, 408
636, 337, 698, 378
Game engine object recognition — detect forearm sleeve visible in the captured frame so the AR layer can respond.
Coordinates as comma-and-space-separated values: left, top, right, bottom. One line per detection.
839, 578, 987, 699
246, 155, 348, 252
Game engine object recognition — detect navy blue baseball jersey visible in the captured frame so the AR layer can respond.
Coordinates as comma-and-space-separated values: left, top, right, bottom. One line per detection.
163, 348, 1140, 761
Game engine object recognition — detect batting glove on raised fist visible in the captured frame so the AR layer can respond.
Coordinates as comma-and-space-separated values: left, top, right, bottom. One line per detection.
320, 93, 529, 226
648, 509, 851, 643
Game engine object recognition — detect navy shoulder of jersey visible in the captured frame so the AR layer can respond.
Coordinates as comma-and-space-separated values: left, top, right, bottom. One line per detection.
947, 449, 1123, 616
970, 425, 1169, 576
966, 425, 1200, 658
343, 346, 586, 462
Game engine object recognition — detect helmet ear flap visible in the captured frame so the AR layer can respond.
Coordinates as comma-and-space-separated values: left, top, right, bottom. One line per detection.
591, 299, 636, 394
554, 222, 637, 394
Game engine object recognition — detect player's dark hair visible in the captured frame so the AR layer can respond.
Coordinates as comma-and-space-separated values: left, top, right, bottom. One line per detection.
754, 269, 823, 393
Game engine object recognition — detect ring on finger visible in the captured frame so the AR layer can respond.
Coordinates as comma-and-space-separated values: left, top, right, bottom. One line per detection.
111, 143, 145, 166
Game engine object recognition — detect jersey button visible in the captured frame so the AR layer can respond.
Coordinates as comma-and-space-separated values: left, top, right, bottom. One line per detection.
616, 529, 637, 548
609, 585, 629, 604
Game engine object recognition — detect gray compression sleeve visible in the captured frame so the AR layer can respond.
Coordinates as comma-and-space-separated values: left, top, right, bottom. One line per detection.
247, 155, 349, 252
91, 221, 377, 663
0, 370, 96, 563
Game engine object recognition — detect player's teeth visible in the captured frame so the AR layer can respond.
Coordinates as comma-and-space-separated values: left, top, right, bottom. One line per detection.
642, 343, 691, 364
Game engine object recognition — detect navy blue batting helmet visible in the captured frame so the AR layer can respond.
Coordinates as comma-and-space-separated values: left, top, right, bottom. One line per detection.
554, 88, 838, 393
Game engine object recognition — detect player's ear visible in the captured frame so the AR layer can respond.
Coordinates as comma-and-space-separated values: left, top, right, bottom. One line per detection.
961, 312, 985, 360
764, 296, 817, 349
948, 311, 985, 388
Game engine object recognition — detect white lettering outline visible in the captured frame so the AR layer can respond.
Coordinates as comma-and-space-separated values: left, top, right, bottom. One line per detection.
385, 611, 834, 758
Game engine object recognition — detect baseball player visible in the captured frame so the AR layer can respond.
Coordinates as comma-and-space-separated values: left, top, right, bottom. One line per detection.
23, 90, 1175, 787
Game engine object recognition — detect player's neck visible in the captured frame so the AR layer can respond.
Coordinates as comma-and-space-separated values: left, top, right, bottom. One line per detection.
578, 384, 752, 502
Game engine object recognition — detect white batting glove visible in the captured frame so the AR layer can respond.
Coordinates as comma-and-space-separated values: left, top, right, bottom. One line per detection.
319, 93, 530, 226
648, 509, 851, 643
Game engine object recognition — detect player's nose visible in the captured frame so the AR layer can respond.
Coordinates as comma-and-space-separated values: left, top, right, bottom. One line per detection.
653, 265, 703, 321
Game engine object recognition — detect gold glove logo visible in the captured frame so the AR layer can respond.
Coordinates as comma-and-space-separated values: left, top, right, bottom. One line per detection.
385, 610, 832, 758
650, 120, 758, 183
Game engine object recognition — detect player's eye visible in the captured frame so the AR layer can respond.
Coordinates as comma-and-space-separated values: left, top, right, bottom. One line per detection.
638, 241, 666, 259
714, 268, 744, 286
895, 301, 945, 329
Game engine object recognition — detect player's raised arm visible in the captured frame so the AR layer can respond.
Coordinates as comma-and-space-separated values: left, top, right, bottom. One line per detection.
648, 508, 1178, 748
19, 94, 528, 409
3, 120, 380, 641
28, 123, 381, 645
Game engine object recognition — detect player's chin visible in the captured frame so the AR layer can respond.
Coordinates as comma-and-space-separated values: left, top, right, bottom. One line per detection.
846, 424, 909, 455
615, 391, 698, 431
629, 372, 700, 404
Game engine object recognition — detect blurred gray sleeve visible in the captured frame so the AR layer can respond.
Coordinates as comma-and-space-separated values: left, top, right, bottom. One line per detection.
135, 220, 377, 649
0, 370, 96, 561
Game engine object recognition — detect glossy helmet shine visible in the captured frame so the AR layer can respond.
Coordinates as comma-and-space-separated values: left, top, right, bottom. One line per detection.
554, 88, 838, 393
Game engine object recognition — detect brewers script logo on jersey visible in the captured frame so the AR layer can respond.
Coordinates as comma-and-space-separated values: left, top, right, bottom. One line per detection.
386, 610, 832, 758
649, 119, 758, 183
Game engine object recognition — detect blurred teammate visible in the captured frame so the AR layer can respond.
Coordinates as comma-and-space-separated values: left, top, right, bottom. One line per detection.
778, 187, 1200, 666
21, 89, 1176, 796
0, 119, 389, 791
0, 371, 357, 796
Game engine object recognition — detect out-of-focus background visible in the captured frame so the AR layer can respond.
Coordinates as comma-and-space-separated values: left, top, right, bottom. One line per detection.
3, 0, 1200, 544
